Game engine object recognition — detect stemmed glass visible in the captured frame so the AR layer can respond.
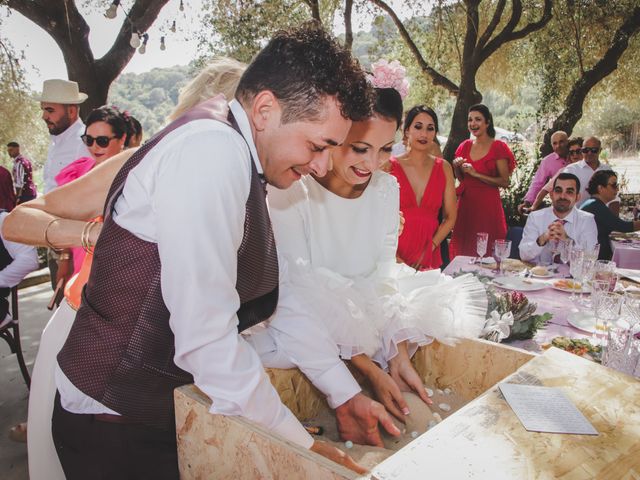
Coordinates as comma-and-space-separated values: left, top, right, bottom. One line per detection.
475, 232, 489, 265
559, 239, 573, 271
493, 239, 511, 275
568, 247, 584, 301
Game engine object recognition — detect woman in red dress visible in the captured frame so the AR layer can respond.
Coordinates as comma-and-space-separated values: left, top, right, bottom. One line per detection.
388, 106, 457, 270
450, 104, 516, 258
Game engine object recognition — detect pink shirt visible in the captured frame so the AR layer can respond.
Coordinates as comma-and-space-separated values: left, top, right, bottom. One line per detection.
524, 152, 568, 203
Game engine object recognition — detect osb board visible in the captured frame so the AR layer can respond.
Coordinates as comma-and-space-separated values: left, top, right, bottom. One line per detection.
370, 347, 640, 480
175, 385, 357, 480
265, 367, 327, 422
412, 338, 535, 402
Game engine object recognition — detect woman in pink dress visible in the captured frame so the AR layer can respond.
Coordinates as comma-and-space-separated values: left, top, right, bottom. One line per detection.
388, 106, 457, 270
450, 104, 516, 258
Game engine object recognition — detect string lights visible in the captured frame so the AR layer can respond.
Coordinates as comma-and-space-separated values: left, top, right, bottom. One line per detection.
104, 0, 185, 53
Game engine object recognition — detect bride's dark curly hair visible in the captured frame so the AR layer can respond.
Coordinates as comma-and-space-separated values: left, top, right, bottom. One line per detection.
236, 22, 373, 124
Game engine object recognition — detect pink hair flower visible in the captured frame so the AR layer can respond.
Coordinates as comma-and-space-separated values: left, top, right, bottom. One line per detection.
367, 59, 410, 99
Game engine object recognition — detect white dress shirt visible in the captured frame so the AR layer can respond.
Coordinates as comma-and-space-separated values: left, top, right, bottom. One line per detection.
0, 213, 40, 288
519, 206, 597, 263
43, 118, 90, 193
55, 100, 313, 449
561, 160, 613, 208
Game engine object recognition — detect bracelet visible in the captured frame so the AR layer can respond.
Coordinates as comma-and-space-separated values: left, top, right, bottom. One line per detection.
44, 218, 63, 252
81, 220, 100, 254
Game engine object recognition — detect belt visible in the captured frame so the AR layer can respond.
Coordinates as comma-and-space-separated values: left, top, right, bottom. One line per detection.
93, 413, 139, 425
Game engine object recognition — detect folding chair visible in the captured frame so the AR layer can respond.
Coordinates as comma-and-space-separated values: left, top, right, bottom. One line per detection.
0, 286, 30, 388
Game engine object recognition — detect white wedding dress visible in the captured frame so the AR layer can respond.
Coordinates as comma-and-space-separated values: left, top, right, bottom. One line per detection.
266, 171, 487, 369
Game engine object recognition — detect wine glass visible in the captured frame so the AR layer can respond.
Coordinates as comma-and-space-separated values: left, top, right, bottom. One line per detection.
493, 239, 511, 275
568, 247, 584, 301
475, 232, 489, 265
559, 238, 573, 270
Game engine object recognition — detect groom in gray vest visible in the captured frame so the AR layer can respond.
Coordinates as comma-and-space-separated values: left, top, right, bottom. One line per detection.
52, 24, 392, 478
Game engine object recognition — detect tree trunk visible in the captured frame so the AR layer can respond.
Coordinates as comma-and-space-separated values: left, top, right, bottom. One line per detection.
344, 0, 354, 51
540, 6, 640, 156
443, 77, 482, 160
6, 0, 170, 119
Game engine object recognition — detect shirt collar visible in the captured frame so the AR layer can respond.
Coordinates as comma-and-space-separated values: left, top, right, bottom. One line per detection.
228, 100, 263, 176
51, 117, 85, 144
553, 207, 577, 224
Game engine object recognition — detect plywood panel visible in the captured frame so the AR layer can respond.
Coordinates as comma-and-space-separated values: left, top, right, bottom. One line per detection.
372, 347, 640, 480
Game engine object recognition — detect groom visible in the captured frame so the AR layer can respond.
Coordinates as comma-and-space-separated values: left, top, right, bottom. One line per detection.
51, 23, 393, 479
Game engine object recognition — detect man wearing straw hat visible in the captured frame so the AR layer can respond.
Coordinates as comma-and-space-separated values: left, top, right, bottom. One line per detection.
34, 79, 90, 290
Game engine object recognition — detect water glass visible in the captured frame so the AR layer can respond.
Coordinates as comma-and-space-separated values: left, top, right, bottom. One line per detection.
593, 260, 618, 292
593, 291, 625, 345
476, 232, 489, 264
602, 327, 640, 378
493, 239, 511, 275
623, 291, 640, 328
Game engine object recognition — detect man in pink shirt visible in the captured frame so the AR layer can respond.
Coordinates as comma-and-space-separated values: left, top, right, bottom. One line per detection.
518, 131, 569, 214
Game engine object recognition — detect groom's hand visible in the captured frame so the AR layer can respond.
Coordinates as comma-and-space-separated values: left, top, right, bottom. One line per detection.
310, 440, 367, 474
335, 392, 400, 447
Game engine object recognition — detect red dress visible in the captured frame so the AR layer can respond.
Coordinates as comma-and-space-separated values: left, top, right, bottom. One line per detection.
389, 157, 445, 270
449, 139, 516, 258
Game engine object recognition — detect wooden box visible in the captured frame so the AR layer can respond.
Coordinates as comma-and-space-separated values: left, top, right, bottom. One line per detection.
175, 338, 640, 479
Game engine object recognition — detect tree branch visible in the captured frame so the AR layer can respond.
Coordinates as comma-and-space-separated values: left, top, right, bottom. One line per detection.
541, 5, 640, 155
368, 0, 460, 95
476, 0, 506, 50
479, 0, 552, 63
303, 0, 322, 23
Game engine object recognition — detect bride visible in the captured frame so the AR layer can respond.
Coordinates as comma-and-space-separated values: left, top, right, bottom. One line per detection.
260, 61, 487, 424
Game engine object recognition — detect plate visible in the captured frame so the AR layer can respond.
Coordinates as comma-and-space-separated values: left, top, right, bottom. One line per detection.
551, 281, 591, 294
531, 270, 555, 279
491, 276, 548, 292
567, 311, 598, 333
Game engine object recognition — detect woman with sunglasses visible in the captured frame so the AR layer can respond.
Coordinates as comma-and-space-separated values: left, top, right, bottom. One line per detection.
581, 170, 640, 260
529, 137, 583, 212
386, 106, 457, 270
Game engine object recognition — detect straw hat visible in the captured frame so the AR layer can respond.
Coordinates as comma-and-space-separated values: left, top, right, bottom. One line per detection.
33, 79, 87, 104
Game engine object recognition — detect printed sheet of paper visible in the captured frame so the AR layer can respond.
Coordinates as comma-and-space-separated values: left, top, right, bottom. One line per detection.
499, 383, 598, 435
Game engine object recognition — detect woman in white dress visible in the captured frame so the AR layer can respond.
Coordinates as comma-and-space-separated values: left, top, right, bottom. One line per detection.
264, 80, 488, 420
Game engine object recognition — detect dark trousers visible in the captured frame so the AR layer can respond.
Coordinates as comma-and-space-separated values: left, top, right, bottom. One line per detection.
52, 392, 179, 480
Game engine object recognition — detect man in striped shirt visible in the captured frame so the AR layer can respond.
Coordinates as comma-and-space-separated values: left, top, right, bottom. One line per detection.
7, 142, 37, 204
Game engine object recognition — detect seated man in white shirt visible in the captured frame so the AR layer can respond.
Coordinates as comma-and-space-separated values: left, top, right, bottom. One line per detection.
519, 172, 597, 263
0, 211, 40, 327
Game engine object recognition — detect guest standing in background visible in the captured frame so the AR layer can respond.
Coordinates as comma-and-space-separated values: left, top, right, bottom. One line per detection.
450, 104, 516, 258
7, 142, 37, 204
35, 79, 90, 290
387, 106, 456, 270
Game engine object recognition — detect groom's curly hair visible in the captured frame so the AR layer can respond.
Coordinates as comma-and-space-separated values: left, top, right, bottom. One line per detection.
236, 22, 373, 123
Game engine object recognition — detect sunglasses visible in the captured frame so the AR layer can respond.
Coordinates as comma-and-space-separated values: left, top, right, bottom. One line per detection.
581, 147, 600, 154
568, 149, 582, 155
607, 182, 619, 189
81, 134, 118, 148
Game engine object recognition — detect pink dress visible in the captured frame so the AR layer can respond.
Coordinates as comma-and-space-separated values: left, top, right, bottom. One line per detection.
449, 140, 516, 258
54, 157, 96, 274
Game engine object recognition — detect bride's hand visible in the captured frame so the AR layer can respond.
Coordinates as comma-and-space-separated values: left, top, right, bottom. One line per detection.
389, 346, 432, 405
367, 366, 410, 422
